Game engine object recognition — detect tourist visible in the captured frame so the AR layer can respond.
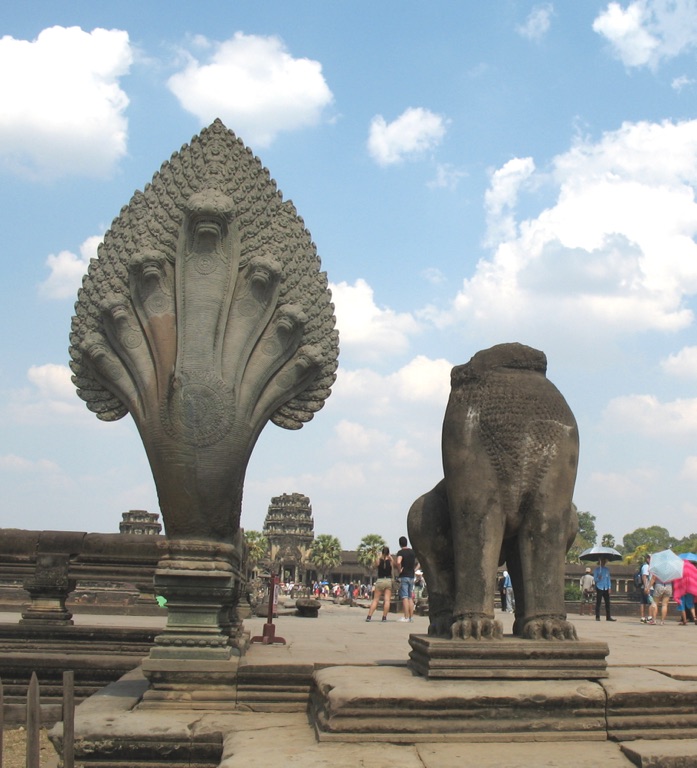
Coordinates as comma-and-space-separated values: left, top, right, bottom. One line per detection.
579, 567, 595, 615
396, 536, 418, 623
503, 570, 514, 613
673, 559, 697, 626
593, 557, 616, 622
677, 595, 695, 625
365, 546, 394, 622
497, 571, 507, 612
414, 571, 425, 600
648, 573, 672, 625
639, 554, 653, 624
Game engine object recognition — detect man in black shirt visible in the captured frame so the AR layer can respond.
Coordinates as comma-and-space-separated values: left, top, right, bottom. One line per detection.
396, 536, 417, 622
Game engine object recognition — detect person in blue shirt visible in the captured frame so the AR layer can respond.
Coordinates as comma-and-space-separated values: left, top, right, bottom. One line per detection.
503, 570, 514, 613
593, 558, 617, 622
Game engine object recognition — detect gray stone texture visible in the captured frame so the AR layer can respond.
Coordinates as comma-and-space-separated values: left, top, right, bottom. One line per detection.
69, 120, 338, 671
70, 120, 338, 545
43, 605, 697, 766
409, 343, 579, 641
408, 634, 609, 679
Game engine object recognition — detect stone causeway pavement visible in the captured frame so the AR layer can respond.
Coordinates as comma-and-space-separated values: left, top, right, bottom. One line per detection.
19, 601, 697, 767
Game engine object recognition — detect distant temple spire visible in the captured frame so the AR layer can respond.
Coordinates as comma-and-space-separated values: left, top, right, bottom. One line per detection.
263, 493, 314, 583
119, 510, 162, 535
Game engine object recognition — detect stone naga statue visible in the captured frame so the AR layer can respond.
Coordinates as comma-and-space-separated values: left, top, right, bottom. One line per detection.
408, 343, 579, 641
70, 120, 339, 545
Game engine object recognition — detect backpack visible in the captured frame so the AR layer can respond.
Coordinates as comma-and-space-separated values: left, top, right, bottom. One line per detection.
633, 569, 643, 590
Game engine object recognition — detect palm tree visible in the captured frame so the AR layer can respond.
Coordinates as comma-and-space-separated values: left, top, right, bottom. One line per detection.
356, 534, 387, 572
244, 530, 269, 577
310, 534, 342, 581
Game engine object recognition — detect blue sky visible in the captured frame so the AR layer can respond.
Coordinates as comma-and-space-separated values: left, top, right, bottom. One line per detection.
2, 1, 697, 551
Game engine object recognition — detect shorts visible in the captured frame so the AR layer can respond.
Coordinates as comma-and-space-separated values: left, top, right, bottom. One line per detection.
374, 578, 392, 592
398, 576, 415, 600
640, 591, 651, 605
653, 582, 672, 599
581, 589, 594, 604
678, 594, 695, 610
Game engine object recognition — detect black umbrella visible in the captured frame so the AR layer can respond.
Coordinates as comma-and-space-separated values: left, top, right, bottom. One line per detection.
579, 545, 623, 562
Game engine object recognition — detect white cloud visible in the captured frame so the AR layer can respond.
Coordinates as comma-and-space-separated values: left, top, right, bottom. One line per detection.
587, 466, 660, 500
367, 107, 448, 166
0, 26, 131, 179
391, 355, 452, 403
680, 455, 697, 481
437, 118, 697, 346
593, 0, 697, 69
603, 393, 697, 437
661, 346, 697, 378
39, 235, 100, 299
427, 163, 467, 190
27, 364, 76, 401
484, 157, 536, 246
0, 454, 61, 475
330, 278, 421, 361
334, 356, 451, 421
672, 73, 695, 90
517, 4, 555, 41
167, 32, 333, 147
334, 420, 391, 456
6, 363, 90, 424
421, 267, 446, 285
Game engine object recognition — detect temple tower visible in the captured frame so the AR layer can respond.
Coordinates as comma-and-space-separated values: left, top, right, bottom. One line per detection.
263, 493, 315, 584
119, 510, 162, 535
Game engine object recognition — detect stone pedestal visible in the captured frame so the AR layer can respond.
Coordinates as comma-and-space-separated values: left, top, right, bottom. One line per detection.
20, 553, 75, 626
141, 539, 244, 705
409, 634, 609, 680
311, 665, 608, 742
139, 657, 241, 710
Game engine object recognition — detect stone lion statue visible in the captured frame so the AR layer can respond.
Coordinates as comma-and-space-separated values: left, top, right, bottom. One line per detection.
408, 343, 579, 641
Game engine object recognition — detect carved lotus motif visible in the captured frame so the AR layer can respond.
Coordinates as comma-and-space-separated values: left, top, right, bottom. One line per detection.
70, 120, 339, 542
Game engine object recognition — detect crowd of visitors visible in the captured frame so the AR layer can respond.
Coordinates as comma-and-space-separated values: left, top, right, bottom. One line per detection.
576, 551, 697, 626
280, 541, 697, 630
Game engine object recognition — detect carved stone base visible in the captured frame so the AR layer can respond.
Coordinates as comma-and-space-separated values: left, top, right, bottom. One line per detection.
311, 665, 607, 742
139, 657, 240, 710
20, 600, 73, 626
409, 634, 609, 679
21, 552, 75, 626
146, 540, 238, 666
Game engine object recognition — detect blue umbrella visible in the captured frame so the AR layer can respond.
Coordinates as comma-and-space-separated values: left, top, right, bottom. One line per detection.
649, 550, 684, 582
679, 552, 697, 563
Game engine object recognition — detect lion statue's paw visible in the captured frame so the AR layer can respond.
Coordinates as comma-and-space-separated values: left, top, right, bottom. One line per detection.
428, 613, 454, 638
451, 615, 503, 640
521, 617, 578, 640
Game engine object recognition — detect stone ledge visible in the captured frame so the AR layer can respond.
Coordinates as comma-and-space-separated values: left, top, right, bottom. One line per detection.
603, 667, 697, 742
409, 634, 609, 679
619, 739, 697, 767
311, 665, 607, 742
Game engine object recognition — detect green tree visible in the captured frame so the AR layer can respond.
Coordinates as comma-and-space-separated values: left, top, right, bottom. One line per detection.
622, 526, 677, 554
244, 530, 269, 574
675, 533, 697, 554
310, 534, 342, 581
356, 534, 387, 570
601, 533, 617, 549
566, 506, 597, 562
576, 510, 598, 547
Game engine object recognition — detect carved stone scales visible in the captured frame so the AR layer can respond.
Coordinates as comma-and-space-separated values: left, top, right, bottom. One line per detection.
70, 120, 339, 545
